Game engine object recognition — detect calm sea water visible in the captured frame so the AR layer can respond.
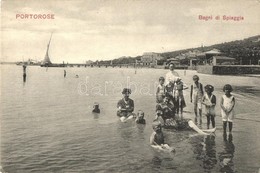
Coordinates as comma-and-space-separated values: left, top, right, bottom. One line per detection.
1, 65, 260, 173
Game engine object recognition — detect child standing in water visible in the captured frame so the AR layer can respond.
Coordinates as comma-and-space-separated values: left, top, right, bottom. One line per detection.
220, 84, 235, 134
156, 77, 166, 103
174, 77, 186, 117
202, 85, 216, 129
190, 75, 204, 125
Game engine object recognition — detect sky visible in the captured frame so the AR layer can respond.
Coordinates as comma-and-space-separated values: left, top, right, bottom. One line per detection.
1, 0, 260, 63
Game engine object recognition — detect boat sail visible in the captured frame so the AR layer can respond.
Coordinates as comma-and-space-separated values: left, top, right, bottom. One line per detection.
41, 33, 53, 66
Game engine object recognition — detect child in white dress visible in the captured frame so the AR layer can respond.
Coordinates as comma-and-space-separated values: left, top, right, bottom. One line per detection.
220, 84, 235, 133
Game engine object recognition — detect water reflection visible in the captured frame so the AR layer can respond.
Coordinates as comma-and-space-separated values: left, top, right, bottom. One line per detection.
151, 156, 162, 168
92, 112, 99, 119
117, 122, 134, 142
190, 135, 217, 172
136, 123, 146, 134
218, 133, 235, 173
190, 136, 204, 160
203, 135, 217, 170
23, 74, 26, 83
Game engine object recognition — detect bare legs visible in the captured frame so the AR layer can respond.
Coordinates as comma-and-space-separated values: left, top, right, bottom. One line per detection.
194, 107, 202, 125
188, 120, 216, 135
206, 115, 215, 129
223, 121, 233, 133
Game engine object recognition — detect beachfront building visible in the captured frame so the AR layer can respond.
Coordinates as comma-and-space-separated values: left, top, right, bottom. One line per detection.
188, 49, 223, 67
86, 60, 94, 65
184, 50, 205, 68
204, 49, 223, 64
211, 56, 236, 65
140, 52, 164, 67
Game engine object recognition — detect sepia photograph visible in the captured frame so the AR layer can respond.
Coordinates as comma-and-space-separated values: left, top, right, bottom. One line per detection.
1, 0, 260, 172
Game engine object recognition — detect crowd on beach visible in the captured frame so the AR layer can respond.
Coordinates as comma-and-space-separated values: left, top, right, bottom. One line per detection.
114, 63, 236, 151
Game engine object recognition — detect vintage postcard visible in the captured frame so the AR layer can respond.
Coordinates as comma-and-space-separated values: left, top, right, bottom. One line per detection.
1, 0, 260, 172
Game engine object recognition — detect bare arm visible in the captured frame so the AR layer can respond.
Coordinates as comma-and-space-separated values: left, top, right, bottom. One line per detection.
156, 86, 160, 95
201, 95, 206, 105
211, 95, 216, 106
201, 83, 204, 96
227, 97, 235, 113
150, 132, 157, 145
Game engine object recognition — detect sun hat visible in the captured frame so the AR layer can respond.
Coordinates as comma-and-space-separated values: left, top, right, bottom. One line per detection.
122, 88, 131, 94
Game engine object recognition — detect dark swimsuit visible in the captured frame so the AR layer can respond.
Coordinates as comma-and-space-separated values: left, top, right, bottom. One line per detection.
164, 119, 192, 130
154, 132, 165, 145
136, 119, 146, 124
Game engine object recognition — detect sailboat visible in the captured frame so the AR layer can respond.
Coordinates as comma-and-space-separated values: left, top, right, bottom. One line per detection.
40, 33, 65, 67
41, 33, 53, 67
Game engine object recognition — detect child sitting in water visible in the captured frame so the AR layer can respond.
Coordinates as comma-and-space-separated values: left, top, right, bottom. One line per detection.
220, 84, 235, 134
156, 77, 166, 103
135, 110, 146, 124
150, 120, 175, 152
202, 85, 216, 129
92, 102, 100, 113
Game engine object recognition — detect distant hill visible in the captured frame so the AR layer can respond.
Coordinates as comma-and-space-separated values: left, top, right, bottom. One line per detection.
95, 35, 260, 65
160, 35, 260, 65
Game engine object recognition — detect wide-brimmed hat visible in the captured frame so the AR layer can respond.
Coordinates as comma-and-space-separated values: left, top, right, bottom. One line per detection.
122, 88, 131, 94
205, 84, 214, 92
